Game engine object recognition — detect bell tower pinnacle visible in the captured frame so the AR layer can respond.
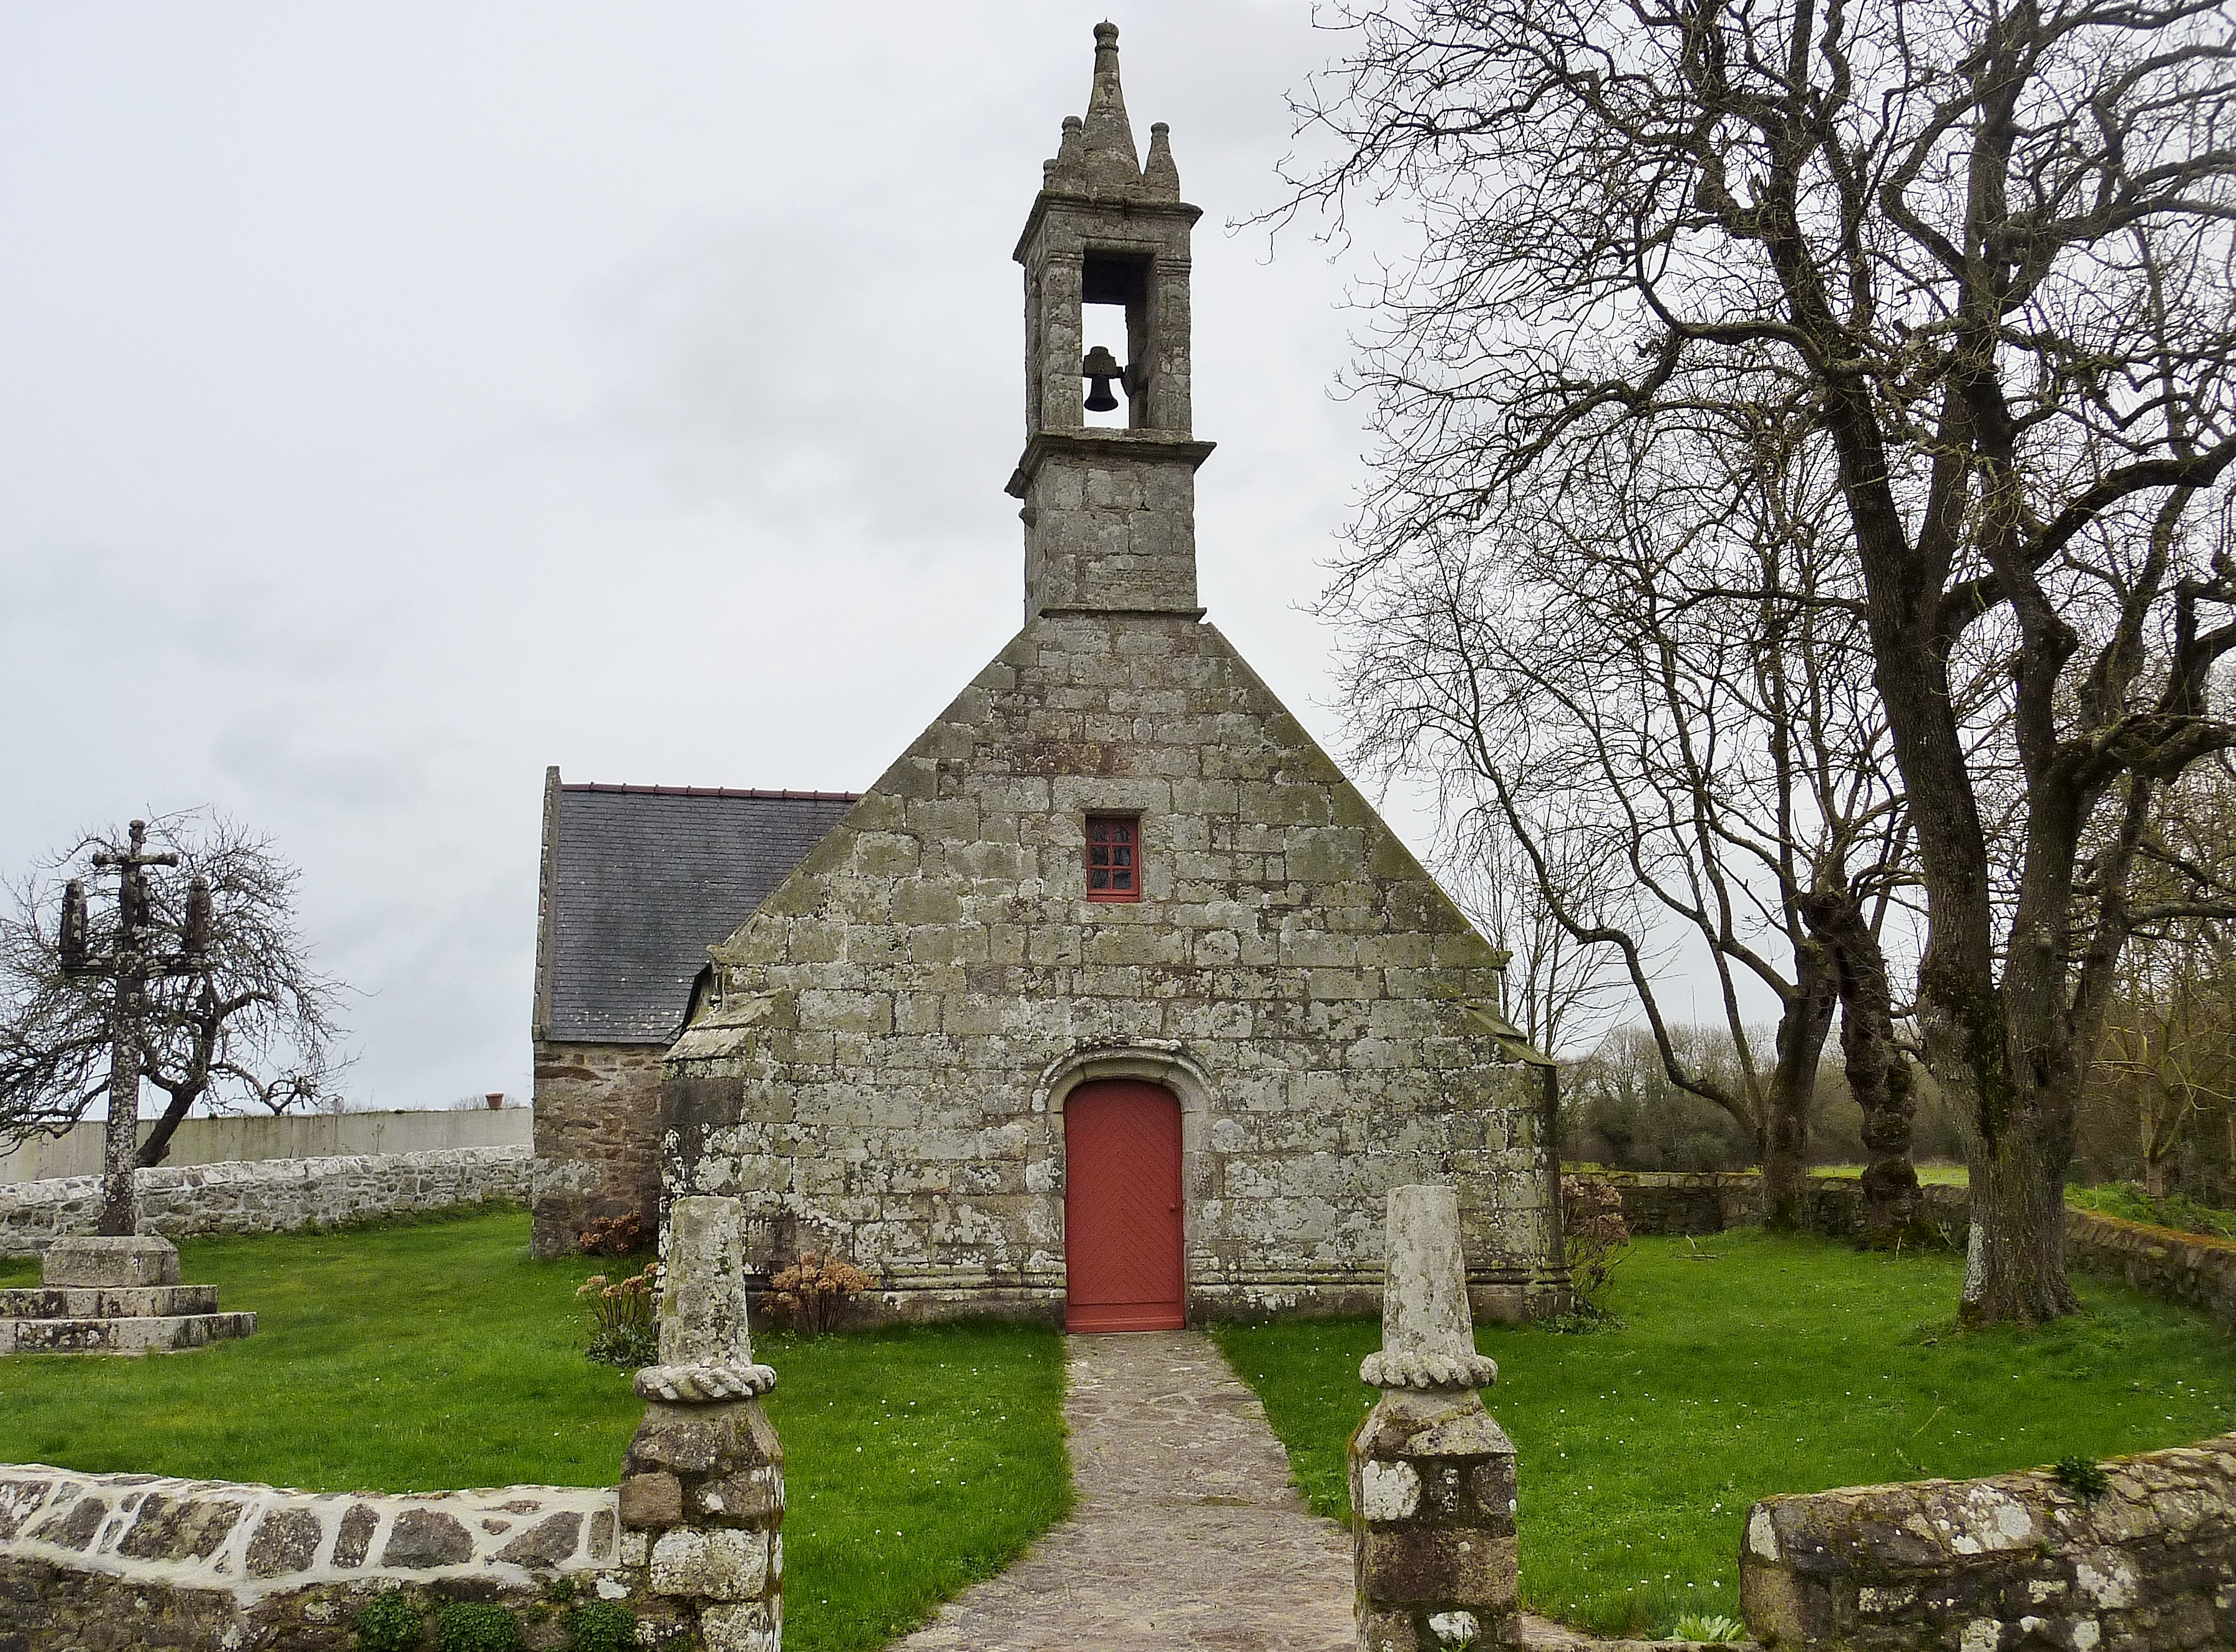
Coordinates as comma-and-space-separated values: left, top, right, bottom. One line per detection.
1008, 23, 1213, 622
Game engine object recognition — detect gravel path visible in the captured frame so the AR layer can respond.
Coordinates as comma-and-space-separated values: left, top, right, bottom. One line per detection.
890, 1328, 1354, 1652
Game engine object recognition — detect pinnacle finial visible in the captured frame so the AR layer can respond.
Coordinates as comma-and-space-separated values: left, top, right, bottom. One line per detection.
1080, 19, 1141, 188
1143, 121, 1180, 200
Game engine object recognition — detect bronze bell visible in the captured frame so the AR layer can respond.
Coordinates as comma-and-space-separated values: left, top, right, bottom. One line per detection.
1081, 345, 1124, 412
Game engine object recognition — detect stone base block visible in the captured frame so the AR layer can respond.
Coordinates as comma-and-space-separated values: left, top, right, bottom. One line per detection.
41, 1235, 180, 1288
0, 1311, 256, 1356
0, 1285, 220, 1318
1351, 1387, 1520, 1650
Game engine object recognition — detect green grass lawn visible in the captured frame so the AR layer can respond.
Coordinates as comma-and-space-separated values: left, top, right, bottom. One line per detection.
1810, 1162, 1972, 1186
1214, 1230, 2236, 1639
0, 1210, 1069, 1652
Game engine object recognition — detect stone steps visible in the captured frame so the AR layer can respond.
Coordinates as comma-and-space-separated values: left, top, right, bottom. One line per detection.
0, 1285, 220, 1318
0, 1310, 257, 1356
2, 1235, 256, 1356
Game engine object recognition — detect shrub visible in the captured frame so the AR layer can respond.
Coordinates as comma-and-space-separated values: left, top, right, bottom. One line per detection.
432, 1601, 520, 1652
578, 1211, 649, 1256
577, 1263, 660, 1368
767, 1250, 875, 1336
566, 1598, 638, 1652
1560, 1175, 1633, 1316
2053, 1454, 2112, 1504
352, 1590, 424, 1652
1672, 1614, 1747, 1643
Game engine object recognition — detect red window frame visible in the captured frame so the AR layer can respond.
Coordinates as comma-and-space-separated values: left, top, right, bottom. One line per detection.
1085, 815, 1141, 902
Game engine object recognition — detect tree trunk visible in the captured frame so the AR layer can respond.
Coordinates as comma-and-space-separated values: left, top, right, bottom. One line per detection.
1761, 944, 1839, 1229
1965, 1111, 2083, 1323
135, 1089, 199, 1170
1801, 888, 1932, 1247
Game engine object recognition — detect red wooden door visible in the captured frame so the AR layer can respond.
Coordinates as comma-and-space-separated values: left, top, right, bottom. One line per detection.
1062, 1080, 1185, 1332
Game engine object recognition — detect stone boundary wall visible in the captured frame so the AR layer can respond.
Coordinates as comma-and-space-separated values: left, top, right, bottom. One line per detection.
1741, 1434, 2236, 1650
1570, 1169, 2236, 1336
2054, 1208, 2236, 1340
1565, 1170, 1766, 1238
0, 1147, 532, 1259
0, 1107, 533, 1186
0, 1465, 623, 1648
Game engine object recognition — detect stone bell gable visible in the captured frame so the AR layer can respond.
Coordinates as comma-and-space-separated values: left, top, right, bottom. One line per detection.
660, 24, 1566, 1326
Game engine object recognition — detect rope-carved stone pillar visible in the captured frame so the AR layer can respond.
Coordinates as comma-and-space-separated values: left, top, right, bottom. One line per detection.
619, 1196, 784, 1651
1351, 1185, 1517, 1652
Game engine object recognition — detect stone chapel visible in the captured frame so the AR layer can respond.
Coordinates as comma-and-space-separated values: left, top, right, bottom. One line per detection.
646, 25, 1569, 1329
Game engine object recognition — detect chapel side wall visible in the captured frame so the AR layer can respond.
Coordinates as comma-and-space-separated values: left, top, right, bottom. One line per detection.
660, 613, 1568, 1322
532, 1041, 663, 1258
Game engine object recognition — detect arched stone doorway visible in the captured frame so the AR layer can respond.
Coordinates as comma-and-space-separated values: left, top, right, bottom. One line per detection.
1062, 1079, 1185, 1332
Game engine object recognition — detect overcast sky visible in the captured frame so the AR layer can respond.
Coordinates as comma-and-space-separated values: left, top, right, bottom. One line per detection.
0, 4, 1460, 1110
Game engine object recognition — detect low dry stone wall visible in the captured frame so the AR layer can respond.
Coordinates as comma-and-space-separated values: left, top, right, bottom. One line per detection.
0, 1147, 532, 1259
1741, 1434, 2236, 1650
2058, 1209, 2236, 1340
1587, 1170, 2236, 1646
0, 1107, 532, 1185
0, 1466, 623, 1649
1565, 1171, 1766, 1237
1573, 1170, 2236, 1336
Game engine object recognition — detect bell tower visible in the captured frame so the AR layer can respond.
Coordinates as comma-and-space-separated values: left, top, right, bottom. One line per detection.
1008, 23, 1213, 621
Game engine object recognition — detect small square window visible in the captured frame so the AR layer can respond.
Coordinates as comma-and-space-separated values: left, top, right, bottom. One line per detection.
1085, 815, 1140, 902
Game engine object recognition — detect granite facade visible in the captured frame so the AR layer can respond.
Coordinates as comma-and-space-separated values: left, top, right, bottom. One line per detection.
664, 613, 1567, 1323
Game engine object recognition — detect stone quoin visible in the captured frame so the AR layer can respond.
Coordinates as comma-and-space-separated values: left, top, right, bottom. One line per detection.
654, 24, 1570, 1328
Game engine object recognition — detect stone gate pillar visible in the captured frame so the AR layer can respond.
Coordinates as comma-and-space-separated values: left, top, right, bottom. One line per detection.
1351, 1185, 1518, 1652
619, 1196, 784, 1651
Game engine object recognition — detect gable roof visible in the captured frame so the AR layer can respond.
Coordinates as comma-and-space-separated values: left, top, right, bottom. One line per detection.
535, 775, 857, 1044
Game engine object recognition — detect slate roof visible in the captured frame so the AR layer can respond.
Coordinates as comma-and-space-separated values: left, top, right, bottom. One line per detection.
540, 781, 857, 1044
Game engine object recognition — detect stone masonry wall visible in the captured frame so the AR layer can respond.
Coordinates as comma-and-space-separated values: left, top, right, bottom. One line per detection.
532, 1041, 663, 1258
0, 1107, 530, 1185
0, 1147, 530, 1260
0, 1466, 622, 1651
1564, 1171, 1767, 1238
2060, 1208, 2236, 1339
668, 610, 1567, 1324
1741, 1434, 2236, 1650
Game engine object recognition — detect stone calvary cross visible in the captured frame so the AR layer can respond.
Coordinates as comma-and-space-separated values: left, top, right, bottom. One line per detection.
59, 820, 213, 1238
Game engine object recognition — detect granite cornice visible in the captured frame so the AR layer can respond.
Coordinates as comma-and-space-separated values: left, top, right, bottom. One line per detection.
1012, 191, 1203, 264
1005, 430, 1217, 499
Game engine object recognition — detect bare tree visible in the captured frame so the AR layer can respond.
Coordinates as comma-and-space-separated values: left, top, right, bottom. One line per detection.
2089, 759, 2236, 1195
1335, 412, 1927, 1233
1280, 0, 2236, 1320
1438, 816, 1625, 1056
1, 814, 349, 1173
